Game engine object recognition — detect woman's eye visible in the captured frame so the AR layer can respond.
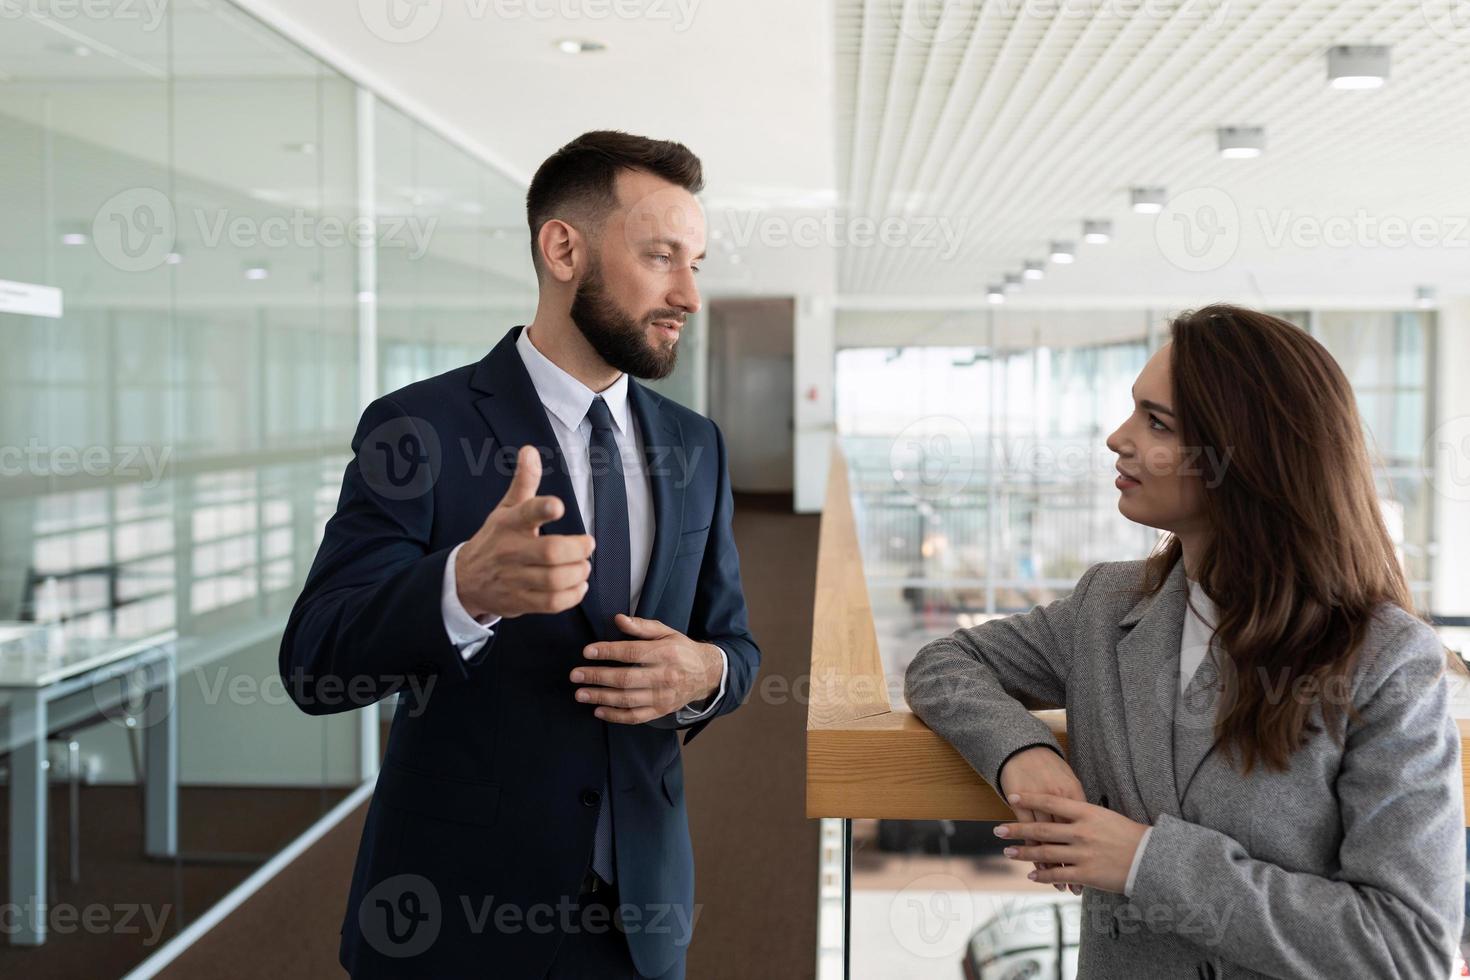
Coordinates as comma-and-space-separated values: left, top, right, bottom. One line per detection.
1148, 413, 1169, 432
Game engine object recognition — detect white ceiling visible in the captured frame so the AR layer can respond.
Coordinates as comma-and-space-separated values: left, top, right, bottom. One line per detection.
834, 0, 1470, 306
233, 0, 841, 298
4, 0, 1467, 308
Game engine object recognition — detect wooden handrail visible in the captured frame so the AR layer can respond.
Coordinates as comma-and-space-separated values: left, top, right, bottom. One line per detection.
805, 446, 1470, 824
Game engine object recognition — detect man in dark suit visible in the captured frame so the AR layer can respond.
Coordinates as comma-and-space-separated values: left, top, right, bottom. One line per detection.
279, 131, 760, 979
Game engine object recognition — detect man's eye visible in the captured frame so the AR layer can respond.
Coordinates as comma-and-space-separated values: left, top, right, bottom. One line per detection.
650, 253, 671, 263
691, 264, 701, 274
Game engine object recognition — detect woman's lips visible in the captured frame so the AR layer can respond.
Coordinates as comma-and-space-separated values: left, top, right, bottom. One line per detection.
1115, 468, 1141, 490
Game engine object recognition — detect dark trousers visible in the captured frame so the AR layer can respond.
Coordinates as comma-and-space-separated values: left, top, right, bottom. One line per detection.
544, 873, 686, 980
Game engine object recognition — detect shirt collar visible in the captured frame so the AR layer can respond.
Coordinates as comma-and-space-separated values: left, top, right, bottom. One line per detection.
516, 324, 630, 435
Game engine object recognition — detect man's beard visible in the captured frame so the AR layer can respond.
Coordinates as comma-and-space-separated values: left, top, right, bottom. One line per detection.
569, 263, 680, 381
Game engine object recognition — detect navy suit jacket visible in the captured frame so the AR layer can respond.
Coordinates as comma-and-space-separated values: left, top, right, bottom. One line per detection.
278, 325, 760, 978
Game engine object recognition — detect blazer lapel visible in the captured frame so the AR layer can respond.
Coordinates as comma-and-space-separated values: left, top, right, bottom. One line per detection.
1114, 557, 1189, 822
1174, 632, 1226, 804
627, 380, 685, 620
467, 325, 603, 638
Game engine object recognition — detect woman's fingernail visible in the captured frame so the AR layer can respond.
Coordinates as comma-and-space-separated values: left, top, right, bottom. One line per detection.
1003, 847, 1017, 857
1027, 871, 1037, 881
993, 826, 1009, 837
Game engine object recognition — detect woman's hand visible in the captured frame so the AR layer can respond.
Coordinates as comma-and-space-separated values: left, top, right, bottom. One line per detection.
998, 747, 1088, 895
994, 791, 1151, 894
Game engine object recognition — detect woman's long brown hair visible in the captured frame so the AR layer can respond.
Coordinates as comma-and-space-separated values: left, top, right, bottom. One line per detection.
1140, 304, 1458, 774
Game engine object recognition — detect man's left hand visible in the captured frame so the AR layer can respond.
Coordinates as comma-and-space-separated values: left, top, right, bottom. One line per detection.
570, 613, 722, 724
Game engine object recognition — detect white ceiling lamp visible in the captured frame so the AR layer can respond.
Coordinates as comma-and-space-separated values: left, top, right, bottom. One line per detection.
165, 249, 184, 265
1003, 273, 1022, 293
1415, 285, 1436, 309
1217, 126, 1266, 159
243, 262, 270, 281
1023, 260, 1045, 281
1130, 187, 1167, 214
1328, 45, 1389, 90
986, 284, 1005, 304
1083, 219, 1112, 244
59, 225, 89, 246
556, 38, 606, 54
1049, 241, 1076, 264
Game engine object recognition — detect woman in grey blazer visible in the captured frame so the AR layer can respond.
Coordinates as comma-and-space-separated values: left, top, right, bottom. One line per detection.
905, 305, 1464, 979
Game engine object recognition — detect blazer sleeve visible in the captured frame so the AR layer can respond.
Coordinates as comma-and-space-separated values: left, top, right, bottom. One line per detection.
278, 396, 495, 716
903, 562, 1106, 788
1128, 622, 1465, 979
676, 418, 760, 746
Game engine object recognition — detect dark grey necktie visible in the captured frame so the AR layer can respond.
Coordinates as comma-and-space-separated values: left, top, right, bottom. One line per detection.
585, 395, 627, 885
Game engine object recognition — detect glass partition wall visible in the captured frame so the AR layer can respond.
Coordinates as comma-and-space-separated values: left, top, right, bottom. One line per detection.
0, 1, 533, 973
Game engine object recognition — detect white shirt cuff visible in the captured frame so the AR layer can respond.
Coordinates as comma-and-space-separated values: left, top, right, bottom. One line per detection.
1123, 825, 1152, 897
442, 542, 501, 660
674, 644, 729, 723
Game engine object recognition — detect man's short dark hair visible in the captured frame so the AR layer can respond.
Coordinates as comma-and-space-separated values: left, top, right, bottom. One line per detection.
525, 130, 704, 276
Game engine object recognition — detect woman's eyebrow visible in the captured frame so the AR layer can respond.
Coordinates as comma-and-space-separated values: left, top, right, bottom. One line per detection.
1130, 384, 1175, 417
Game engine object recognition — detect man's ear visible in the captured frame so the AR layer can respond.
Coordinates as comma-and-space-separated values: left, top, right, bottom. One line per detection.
536, 218, 584, 284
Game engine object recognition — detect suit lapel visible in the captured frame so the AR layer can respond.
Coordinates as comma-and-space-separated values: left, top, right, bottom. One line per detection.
1114, 557, 1189, 822
627, 380, 685, 620
467, 325, 603, 638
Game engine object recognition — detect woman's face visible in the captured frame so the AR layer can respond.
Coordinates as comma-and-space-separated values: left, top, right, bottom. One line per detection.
1105, 343, 1208, 537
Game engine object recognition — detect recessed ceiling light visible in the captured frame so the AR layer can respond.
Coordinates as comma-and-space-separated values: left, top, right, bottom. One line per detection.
986, 284, 1005, 304
1003, 273, 1022, 293
283, 141, 317, 155
60, 225, 89, 246
1083, 219, 1112, 244
1217, 126, 1266, 159
1415, 285, 1436, 309
1328, 45, 1389, 90
1049, 241, 1076, 264
556, 38, 606, 55
1023, 260, 1045, 281
165, 250, 184, 265
1131, 187, 1167, 214
244, 262, 270, 280
728, 253, 742, 265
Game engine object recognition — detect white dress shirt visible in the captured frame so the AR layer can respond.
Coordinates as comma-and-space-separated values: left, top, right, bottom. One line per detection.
1123, 577, 1217, 895
438, 324, 727, 722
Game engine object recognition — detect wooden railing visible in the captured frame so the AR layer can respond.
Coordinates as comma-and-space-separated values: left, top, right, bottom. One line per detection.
804, 446, 1470, 825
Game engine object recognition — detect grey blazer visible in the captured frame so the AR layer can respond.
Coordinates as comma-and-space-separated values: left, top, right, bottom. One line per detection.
904, 557, 1464, 980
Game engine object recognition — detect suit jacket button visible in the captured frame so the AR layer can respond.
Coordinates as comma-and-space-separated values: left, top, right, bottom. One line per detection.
581, 789, 601, 807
